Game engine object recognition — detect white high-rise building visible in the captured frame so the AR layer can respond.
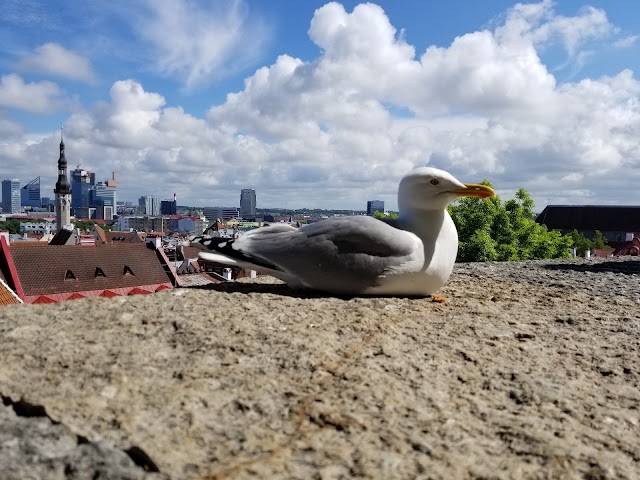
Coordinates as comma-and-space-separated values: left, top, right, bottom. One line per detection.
139, 195, 161, 216
240, 189, 256, 218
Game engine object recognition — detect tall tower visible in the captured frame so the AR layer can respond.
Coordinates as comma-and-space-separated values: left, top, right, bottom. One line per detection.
2, 179, 21, 213
54, 127, 72, 231
240, 188, 256, 219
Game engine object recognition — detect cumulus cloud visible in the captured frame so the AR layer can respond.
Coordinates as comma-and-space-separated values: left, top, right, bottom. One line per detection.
133, 0, 270, 90
0, 74, 69, 113
1, 1, 640, 211
14, 43, 97, 84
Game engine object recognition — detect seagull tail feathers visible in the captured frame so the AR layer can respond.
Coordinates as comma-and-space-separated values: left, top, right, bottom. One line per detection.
189, 236, 293, 282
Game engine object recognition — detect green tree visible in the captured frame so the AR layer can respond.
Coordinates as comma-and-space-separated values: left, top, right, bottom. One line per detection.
73, 220, 113, 232
449, 181, 572, 262
592, 230, 610, 250
570, 230, 592, 256
0, 219, 22, 234
459, 228, 497, 262
373, 210, 398, 219
570, 229, 610, 255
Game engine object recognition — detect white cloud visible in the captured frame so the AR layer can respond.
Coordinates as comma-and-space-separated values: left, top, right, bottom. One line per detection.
0, 74, 69, 113
133, 0, 270, 90
1, 1, 640, 211
496, 1, 616, 56
613, 34, 638, 48
15, 43, 97, 84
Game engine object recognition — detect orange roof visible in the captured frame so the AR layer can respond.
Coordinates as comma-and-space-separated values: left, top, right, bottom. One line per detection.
0, 278, 20, 306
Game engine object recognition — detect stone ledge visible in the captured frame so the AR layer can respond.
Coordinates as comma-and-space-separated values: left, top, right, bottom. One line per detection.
0, 259, 639, 479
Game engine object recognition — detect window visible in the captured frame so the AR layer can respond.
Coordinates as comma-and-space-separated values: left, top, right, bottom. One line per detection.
95, 267, 106, 277
123, 265, 134, 276
64, 270, 76, 280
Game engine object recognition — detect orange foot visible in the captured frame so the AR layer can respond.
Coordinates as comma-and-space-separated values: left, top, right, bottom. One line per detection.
431, 294, 447, 304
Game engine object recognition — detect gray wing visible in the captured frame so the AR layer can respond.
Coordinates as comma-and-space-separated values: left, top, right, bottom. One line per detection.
232, 216, 420, 293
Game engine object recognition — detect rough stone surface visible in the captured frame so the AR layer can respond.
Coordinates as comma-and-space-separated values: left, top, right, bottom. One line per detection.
0, 257, 639, 479
0, 400, 165, 479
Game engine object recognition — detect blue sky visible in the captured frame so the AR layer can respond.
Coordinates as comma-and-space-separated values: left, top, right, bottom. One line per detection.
1, 1, 640, 209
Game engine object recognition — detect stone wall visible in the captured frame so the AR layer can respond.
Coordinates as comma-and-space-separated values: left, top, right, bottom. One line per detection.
1, 258, 639, 479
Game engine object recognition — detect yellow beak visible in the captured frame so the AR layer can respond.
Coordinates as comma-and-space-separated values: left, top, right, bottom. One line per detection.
450, 183, 495, 199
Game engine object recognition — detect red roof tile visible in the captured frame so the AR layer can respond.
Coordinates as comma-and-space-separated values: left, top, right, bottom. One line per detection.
9, 243, 172, 297
0, 278, 20, 306
67, 292, 86, 300
33, 295, 56, 304
100, 290, 120, 298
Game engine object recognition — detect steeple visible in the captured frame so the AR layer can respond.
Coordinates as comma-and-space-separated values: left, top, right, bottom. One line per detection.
54, 127, 71, 195
54, 126, 72, 232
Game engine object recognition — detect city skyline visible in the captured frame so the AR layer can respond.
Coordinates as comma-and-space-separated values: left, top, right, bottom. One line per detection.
1, 1, 640, 210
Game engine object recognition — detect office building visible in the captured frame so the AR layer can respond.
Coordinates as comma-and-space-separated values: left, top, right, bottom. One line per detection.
160, 193, 177, 215
41, 197, 53, 212
2, 179, 21, 214
161, 199, 177, 215
21, 177, 41, 208
117, 216, 157, 232
139, 195, 161, 216
240, 189, 256, 218
70, 167, 95, 214
366, 200, 385, 216
91, 178, 117, 220
166, 216, 206, 234
202, 206, 239, 221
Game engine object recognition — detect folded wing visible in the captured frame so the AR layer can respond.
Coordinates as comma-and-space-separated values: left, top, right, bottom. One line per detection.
191, 217, 422, 293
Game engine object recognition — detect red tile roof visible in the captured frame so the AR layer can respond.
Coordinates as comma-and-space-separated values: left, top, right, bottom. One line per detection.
0, 278, 20, 306
9, 243, 173, 297
93, 224, 146, 244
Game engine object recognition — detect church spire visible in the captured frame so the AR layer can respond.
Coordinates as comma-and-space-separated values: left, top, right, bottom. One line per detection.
54, 126, 71, 195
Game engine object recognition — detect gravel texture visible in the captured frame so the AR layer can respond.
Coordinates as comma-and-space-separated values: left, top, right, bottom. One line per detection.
0, 257, 638, 479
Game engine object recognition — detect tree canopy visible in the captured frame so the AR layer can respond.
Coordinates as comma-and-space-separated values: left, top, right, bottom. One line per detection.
0, 219, 23, 234
570, 229, 611, 256
448, 182, 573, 262
373, 210, 398, 219
73, 220, 114, 232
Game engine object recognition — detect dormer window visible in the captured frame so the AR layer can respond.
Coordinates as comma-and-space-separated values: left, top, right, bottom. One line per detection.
123, 265, 134, 276
95, 267, 106, 278
64, 270, 76, 280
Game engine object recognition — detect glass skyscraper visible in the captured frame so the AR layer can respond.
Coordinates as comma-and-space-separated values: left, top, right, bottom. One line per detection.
21, 176, 41, 208
91, 181, 117, 220
70, 167, 95, 214
2, 179, 21, 214
366, 200, 385, 216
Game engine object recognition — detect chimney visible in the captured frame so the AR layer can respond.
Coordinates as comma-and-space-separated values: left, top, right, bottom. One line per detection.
145, 235, 162, 249
222, 268, 233, 281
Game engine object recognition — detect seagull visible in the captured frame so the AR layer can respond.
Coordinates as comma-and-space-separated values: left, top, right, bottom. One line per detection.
189, 168, 495, 296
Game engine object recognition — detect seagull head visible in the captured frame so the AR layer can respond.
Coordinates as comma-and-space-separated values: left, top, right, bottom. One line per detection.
398, 167, 495, 212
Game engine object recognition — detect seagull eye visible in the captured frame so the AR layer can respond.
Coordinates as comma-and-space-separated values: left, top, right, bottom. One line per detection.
430, 179, 439, 185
